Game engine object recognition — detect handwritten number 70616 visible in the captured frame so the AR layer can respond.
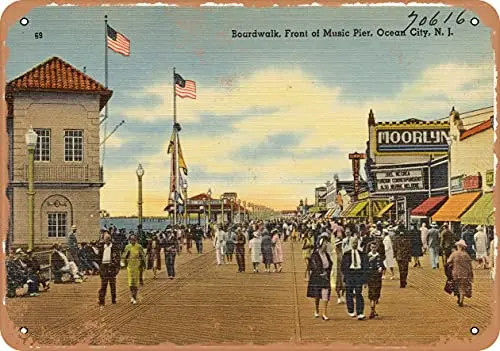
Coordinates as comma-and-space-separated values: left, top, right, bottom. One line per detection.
403, 10, 473, 33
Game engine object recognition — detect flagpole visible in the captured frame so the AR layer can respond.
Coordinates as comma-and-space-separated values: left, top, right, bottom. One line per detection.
173, 67, 178, 226
102, 15, 109, 170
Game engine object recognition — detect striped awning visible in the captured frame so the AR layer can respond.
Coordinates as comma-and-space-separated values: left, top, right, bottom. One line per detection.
347, 200, 369, 218
376, 202, 394, 217
324, 208, 335, 218
332, 207, 342, 218
340, 203, 356, 217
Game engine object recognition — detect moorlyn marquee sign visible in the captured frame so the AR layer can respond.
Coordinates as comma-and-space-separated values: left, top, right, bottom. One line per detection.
375, 119, 449, 154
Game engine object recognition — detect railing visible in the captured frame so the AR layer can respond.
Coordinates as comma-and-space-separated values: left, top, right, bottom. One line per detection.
24, 164, 102, 183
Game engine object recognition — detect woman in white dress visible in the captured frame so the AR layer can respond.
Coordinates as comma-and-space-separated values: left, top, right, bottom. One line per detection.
249, 233, 262, 273
474, 225, 489, 269
420, 223, 428, 254
213, 225, 227, 265
382, 229, 395, 280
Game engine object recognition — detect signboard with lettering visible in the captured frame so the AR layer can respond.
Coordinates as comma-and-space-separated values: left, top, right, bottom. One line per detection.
375, 125, 449, 154
450, 175, 464, 193
349, 152, 366, 198
486, 170, 494, 187
463, 175, 482, 190
374, 167, 425, 192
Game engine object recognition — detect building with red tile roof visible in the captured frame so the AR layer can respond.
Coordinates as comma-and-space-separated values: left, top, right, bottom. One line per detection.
6, 57, 113, 248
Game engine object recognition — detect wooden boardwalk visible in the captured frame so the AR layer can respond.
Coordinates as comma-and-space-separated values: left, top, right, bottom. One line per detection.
5, 240, 495, 347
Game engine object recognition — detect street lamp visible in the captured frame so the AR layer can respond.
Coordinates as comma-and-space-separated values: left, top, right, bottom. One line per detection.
445, 136, 452, 197
25, 127, 38, 251
199, 205, 204, 225
230, 198, 234, 224
237, 199, 241, 223
220, 195, 225, 225
207, 188, 212, 230
136, 164, 145, 238
183, 179, 188, 226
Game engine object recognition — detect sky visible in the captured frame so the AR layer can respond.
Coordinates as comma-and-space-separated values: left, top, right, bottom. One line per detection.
6, 5, 495, 215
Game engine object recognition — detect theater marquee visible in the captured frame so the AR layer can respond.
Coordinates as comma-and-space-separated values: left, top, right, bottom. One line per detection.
374, 121, 449, 155
374, 167, 426, 193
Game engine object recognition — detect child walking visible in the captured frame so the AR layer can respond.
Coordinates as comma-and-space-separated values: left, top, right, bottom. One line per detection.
367, 242, 384, 319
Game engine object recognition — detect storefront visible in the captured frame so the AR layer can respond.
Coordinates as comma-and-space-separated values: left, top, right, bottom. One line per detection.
364, 109, 454, 228
434, 106, 494, 233
339, 192, 393, 222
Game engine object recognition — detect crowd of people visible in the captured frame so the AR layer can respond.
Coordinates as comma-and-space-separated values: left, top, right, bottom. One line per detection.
212, 223, 284, 273
6, 216, 495, 317
6, 223, 208, 303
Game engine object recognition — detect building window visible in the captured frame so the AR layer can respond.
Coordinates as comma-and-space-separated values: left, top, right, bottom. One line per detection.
64, 130, 83, 162
48, 212, 67, 238
34, 128, 50, 161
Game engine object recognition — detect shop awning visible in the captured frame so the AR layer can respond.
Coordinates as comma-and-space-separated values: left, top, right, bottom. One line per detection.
460, 192, 494, 226
340, 203, 356, 217
411, 195, 448, 217
432, 192, 481, 222
348, 200, 369, 218
376, 202, 394, 217
332, 207, 342, 218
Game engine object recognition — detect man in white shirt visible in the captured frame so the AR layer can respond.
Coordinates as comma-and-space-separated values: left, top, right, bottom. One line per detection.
98, 233, 121, 306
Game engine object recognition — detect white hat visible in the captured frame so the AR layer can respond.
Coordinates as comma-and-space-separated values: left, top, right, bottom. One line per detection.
15, 248, 23, 254
71, 225, 77, 229
431, 222, 438, 227
476, 225, 483, 231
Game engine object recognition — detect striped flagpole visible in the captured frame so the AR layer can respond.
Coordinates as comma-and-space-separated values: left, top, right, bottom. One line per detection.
102, 15, 109, 172
173, 67, 178, 226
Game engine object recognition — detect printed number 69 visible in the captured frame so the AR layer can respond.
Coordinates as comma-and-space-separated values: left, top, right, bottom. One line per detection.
35, 32, 43, 39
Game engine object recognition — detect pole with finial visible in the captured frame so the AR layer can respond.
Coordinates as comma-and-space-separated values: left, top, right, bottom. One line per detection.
102, 15, 109, 172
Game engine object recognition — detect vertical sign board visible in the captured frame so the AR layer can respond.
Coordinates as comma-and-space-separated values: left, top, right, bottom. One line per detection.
486, 170, 494, 187
348, 152, 366, 198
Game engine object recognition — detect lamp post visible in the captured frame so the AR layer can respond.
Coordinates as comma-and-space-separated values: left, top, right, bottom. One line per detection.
207, 188, 212, 230
199, 205, 204, 225
183, 179, 188, 226
230, 198, 234, 224
220, 195, 225, 225
237, 199, 241, 223
25, 127, 38, 251
445, 136, 452, 197
136, 164, 144, 238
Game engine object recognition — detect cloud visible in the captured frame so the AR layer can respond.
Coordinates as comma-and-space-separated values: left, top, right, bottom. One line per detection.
101, 60, 493, 215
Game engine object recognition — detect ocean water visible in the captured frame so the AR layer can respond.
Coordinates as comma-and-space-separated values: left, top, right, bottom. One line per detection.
100, 218, 206, 231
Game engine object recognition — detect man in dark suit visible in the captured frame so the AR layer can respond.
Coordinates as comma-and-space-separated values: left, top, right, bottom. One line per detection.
394, 228, 412, 288
98, 233, 121, 307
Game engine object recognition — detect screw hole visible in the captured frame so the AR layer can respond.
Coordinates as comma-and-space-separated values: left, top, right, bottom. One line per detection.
20, 327, 28, 334
470, 327, 479, 335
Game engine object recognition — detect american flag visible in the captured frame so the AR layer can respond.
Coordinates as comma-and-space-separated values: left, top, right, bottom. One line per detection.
174, 73, 196, 99
107, 24, 130, 56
